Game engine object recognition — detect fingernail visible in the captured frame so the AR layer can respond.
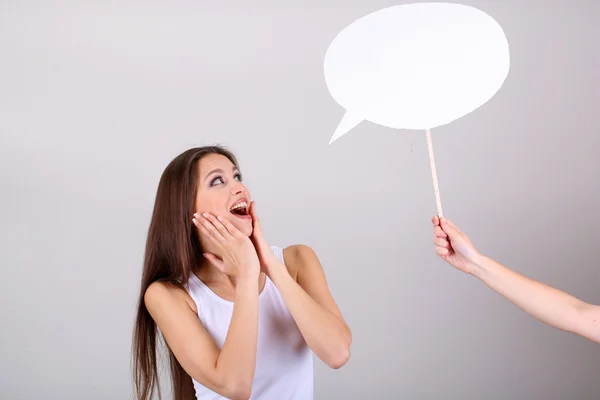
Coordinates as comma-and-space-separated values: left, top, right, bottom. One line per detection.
217, 215, 223, 221
194, 212, 199, 218
202, 213, 209, 218
192, 218, 197, 224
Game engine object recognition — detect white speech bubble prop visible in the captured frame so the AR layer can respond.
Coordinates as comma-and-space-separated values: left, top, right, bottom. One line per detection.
324, 2, 510, 216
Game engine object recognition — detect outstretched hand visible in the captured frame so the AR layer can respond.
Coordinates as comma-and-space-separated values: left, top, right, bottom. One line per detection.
248, 201, 280, 274
432, 216, 481, 274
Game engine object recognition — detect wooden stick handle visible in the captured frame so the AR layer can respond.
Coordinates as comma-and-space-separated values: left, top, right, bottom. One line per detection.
426, 128, 443, 217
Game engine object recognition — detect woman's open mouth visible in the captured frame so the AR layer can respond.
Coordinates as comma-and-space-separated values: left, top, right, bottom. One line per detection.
230, 201, 251, 220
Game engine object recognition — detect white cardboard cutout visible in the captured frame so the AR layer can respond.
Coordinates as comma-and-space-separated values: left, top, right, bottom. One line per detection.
324, 2, 510, 215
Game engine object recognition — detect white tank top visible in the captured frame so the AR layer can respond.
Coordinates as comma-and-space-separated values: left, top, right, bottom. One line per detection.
184, 246, 314, 399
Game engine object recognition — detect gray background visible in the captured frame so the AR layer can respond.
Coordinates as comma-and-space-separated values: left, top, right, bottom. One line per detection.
1, 0, 599, 399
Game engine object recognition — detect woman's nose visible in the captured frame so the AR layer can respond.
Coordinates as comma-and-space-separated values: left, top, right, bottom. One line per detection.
230, 182, 245, 195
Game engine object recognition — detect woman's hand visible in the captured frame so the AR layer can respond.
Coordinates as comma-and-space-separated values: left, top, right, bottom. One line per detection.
248, 201, 280, 275
193, 212, 260, 279
432, 216, 481, 274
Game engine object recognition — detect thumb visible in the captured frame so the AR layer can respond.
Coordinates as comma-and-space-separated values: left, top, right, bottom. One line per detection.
203, 252, 225, 271
440, 218, 461, 238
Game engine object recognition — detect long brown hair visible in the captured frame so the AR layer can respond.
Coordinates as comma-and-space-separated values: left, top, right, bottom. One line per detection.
132, 145, 240, 400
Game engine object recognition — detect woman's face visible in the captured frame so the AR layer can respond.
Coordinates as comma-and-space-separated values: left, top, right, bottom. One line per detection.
194, 153, 253, 237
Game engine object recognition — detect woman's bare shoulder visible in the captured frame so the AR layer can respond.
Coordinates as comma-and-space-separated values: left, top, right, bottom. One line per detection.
144, 280, 198, 315
281, 244, 318, 280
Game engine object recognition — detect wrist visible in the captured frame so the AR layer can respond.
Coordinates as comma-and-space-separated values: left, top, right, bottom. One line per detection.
236, 275, 259, 296
238, 263, 260, 282
469, 253, 490, 278
266, 261, 290, 283
262, 251, 280, 269
234, 279, 259, 303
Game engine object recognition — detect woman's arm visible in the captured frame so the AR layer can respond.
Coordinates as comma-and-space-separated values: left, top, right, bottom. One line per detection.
267, 244, 352, 369
143, 213, 263, 400
471, 254, 600, 343
145, 278, 259, 400
246, 201, 351, 368
433, 216, 600, 344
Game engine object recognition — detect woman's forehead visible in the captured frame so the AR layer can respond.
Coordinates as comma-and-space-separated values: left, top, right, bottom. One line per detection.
197, 154, 237, 177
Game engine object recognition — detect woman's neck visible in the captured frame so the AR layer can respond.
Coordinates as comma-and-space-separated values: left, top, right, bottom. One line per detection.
194, 259, 264, 290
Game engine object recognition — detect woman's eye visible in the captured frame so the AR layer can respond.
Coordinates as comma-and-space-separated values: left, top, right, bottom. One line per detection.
211, 177, 224, 186
234, 173, 242, 181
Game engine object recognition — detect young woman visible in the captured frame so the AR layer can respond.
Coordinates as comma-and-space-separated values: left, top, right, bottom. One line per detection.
432, 215, 600, 344
133, 146, 351, 400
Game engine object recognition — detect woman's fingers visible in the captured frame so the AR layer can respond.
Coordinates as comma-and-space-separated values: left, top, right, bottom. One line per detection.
200, 213, 236, 240
435, 246, 449, 257
214, 214, 244, 238
203, 252, 225, 271
440, 217, 461, 234
434, 226, 447, 239
249, 201, 259, 223
192, 217, 217, 243
434, 237, 451, 249
249, 201, 261, 232
193, 214, 227, 244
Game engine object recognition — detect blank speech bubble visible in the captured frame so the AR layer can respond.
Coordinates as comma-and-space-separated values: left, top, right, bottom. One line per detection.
324, 2, 510, 144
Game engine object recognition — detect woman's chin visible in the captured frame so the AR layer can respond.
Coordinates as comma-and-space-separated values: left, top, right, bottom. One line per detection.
241, 223, 253, 237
